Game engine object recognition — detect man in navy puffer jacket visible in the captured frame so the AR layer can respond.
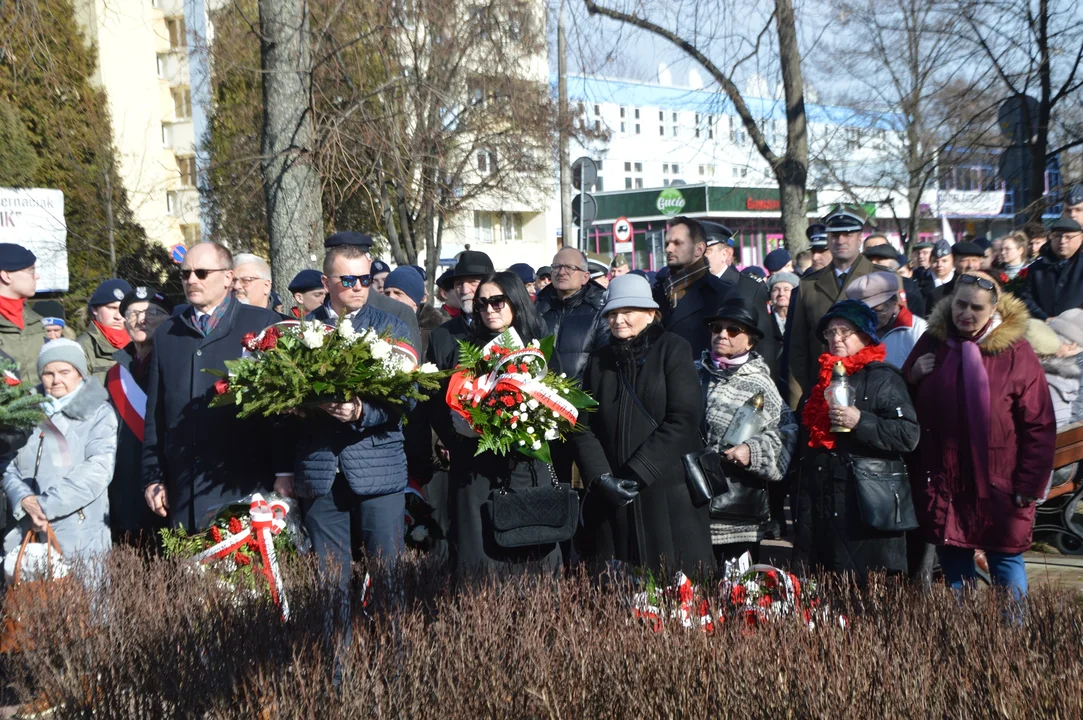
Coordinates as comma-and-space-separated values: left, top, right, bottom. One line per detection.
278, 243, 414, 590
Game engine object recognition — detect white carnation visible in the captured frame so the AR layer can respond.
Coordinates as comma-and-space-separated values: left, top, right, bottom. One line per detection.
519, 402, 528, 412
552, 411, 559, 418
521, 413, 529, 421
559, 373, 567, 379
526, 426, 535, 435
419, 362, 439, 374
518, 439, 526, 446
338, 321, 359, 343
511, 422, 518, 429
301, 325, 326, 349
544, 428, 558, 441
410, 526, 429, 542
531, 440, 542, 450
370, 339, 393, 359
527, 399, 539, 410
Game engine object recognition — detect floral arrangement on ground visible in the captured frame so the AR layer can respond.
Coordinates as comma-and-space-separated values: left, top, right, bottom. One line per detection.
208, 319, 446, 418
446, 329, 596, 463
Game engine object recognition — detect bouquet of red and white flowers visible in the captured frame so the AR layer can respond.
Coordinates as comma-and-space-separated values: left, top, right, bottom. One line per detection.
208, 319, 446, 418
160, 493, 304, 619
718, 552, 847, 630
446, 329, 596, 463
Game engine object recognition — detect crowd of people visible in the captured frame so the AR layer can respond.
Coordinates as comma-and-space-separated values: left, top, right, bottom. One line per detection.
1, 185, 1081, 602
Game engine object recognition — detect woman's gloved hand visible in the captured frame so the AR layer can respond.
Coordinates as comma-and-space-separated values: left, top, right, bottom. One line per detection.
595, 473, 640, 506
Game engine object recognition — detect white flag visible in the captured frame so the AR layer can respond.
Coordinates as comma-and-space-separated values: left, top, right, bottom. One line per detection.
940, 214, 955, 246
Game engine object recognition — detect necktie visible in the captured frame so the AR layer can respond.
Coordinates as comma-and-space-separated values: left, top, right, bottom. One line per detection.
197, 314, 209, 336
837, 272, 847, 290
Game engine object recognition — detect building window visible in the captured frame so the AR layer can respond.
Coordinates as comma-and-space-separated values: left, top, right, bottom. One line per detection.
166, 17, 186, 48
595, 177, 603, 191
593, 104, 600, 116
708, 115, 714, 139
474, 211, 493, 243
166, 191, 177, 215
659, 110, 664, 121
161, 123, 172, 147
624, 161, 631, 172
634, 108, 640, 119
156, 55, 166, 78
634, 162, 642, 172
663, 163, 669, 174
596, 160, 602, 170
634, 178, 643, 189
732, 167, 739, 177
663, 180, 670, 186
844, 127, 861, 151
180, 223, 200, 245
625, 177, 632, 189
620, 122, 626, 133
172, 87, 191, 119
659, 125, 665, 136
672, 164, 680, 174
501, 212, 523, 242
594, 120, 600, 132
477, 150, 497, 174
635, 123, 640, 134
620, 107, 626, 118
178, 156, 197, 187
672, 124, 678, 137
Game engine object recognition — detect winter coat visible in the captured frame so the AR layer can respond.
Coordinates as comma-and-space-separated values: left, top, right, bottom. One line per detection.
1040, 355, 1081, 428
417, 303, 450, 358
794, 361, 920, 579
293, 305, 413, 498
309, 291, 422, 350
573, 322, 714, 572
717, 265, 779, 378
652, 270, 732, 366
3, 378, 117, 565
1020, 244, 1083, 320
106, 346, 165, 540
0, 305, 44, 386
787, 255, 876, 407
902, 293, 1056, 554
881, 312, 928, 369
76, 323, 120, 383
901, 276, 926, 319
142, 299, 285, 531
535, 280, 610, 381
699, 352, 797, 546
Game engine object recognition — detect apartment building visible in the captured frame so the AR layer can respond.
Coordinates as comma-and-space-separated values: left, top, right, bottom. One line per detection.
74, 0, 200, 249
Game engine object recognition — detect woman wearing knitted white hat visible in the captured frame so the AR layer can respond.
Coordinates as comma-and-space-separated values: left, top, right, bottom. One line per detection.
2, 339, 117, 568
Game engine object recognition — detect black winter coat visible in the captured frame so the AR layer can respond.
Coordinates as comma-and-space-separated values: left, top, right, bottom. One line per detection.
108, 347, 165, 540
653, 270, 731, 364
142, 299, 285, 530
794, 361, 920, 580
901, 276, 926, 318
573, 323, 713, 572
1020, 244, 1083, 320
535, 281, 610, 381
717, 266, 779, 378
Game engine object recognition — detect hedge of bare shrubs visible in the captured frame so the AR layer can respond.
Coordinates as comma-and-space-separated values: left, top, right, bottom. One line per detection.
2, 549, 1082, 718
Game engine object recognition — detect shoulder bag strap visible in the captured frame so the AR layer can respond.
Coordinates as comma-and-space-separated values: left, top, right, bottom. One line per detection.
618, 365, 658, 430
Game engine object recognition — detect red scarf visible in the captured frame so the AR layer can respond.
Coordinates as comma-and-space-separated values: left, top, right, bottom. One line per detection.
893, 305, 915, 330
446, 306, 462, 318
0, 296, 25, 330
803, 344, 887, 449
95, 320, 132, 349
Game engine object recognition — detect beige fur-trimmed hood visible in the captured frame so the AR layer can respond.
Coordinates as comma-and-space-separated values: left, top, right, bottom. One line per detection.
926, 291, 1030, 355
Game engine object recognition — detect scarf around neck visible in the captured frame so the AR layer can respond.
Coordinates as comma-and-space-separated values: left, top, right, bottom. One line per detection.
803, 344, 887, 449
0, 296, 25, 330
712, 349, 751, 369
94, 320, 132, 349
43, 380, 85, 417
664, 258, 709, 308
892, 305, 915, 330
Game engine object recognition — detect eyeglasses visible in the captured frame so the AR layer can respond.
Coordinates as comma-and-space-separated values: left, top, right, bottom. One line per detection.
709, 323, 747, 337
181, 268, 229, 281
475, 295, 507, 312
233, 276, 267, 287
328, 274, 372, 289
124, 307, 169, 321
551, 264, 586, 274
822, 327, 856, 341
957, 273, 999, 297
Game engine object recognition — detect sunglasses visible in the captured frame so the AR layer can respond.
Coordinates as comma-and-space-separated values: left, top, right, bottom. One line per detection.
709, 323, 747, 337
181, 268, 229, 281
476, 295, 507, 312
958, 273, 998, 296
329, 274, 372, 289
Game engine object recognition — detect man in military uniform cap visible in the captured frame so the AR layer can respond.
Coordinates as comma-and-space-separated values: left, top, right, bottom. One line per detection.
806, 223, 832, 272
926, 240, 985, 310
76, 278, 134, 382
0, 243, 44, 384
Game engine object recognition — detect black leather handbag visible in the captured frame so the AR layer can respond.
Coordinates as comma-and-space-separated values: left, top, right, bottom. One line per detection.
490, 466, 579, 549
849, 455, 919, 532
682, 448, 726, 506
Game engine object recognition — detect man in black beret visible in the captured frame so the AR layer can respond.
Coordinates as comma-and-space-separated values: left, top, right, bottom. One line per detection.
863, 243, 926, 318
108, 286, 173, 544
317, 232, 420, 348
1020, 216, 1083, 319
927, 240, 984, 310
77, 277, 134, 382
287, 269, 327, 318
370, 259, 391, 293
1064, 184, 1083, 227
0, 243, 45, 384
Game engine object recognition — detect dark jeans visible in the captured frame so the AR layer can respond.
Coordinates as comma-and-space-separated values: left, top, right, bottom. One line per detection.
302, 473, 405, 593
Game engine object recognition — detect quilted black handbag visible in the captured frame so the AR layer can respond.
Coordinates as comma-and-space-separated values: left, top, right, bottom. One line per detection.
849, 455, 919, 532
490, 465, 578, 549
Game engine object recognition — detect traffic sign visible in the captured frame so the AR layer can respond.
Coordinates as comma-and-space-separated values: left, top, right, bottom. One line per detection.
613, 216, 633, 253
170, 244, 187, 264
571, 193, 597, 228
572, 157, 598, 191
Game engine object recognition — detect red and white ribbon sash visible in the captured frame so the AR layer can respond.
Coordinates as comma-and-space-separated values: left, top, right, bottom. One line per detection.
105, 363, 146, 442
194, 494, 291, 620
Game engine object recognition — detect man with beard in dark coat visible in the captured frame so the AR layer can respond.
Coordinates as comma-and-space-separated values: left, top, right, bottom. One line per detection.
143, 242, 284, 531
107, 286, 171, 544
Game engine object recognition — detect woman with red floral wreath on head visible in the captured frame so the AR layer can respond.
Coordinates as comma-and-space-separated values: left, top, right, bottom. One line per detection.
794, 300, 920, 582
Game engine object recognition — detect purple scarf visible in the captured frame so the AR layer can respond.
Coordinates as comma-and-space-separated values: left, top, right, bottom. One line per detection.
942, 336, 992, 523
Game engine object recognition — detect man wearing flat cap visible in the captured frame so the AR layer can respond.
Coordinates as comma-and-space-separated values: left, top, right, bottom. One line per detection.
1021, 216, 1083, 320
845, 271, 927, 369
864, 243, 926, 318
77, 278, 134, 382
786, 206, 875, 408
0, 243, 45, 384
313, 232, 421, 348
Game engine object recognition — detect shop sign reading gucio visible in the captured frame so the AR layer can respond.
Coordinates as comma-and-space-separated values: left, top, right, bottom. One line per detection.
656, 187, 686, 216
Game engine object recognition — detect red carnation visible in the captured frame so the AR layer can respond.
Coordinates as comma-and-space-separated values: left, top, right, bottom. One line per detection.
998, 272, 1009, 285
483, 354, 491, 361
242, 332, 259, 351
209, 526, 222, 543
519, 363, 529, 373
257, 325, 282, 351
228, 517, 243, 535
213, 378, 230, 396
502, 396, 514, 407
758, 596, 773, 608
234, 551, 251, 566
1018, 267, 1028, 279
495, 409, 503, 417
730, 585, 747, 605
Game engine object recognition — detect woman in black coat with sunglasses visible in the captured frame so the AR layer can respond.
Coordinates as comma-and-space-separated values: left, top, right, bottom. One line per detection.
435, 272, 564, 577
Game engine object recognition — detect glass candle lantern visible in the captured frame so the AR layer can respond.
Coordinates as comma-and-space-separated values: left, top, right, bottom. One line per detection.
825, 362, 856, 433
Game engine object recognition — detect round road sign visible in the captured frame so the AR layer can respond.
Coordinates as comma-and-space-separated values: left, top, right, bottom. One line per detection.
170, 244, 188, 264
613, 217, 633, 243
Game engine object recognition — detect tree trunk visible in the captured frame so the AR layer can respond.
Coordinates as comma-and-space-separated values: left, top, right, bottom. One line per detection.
103, 167, 116, 277
774, 0, 809, 255
258, 0, 323, 296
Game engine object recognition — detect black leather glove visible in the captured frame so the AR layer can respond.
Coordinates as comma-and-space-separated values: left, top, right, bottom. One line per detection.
595, 473, 640, 507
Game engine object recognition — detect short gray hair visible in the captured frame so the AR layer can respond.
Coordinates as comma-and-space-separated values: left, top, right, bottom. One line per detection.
233, 253, 271, 279
553, 246, 588, 270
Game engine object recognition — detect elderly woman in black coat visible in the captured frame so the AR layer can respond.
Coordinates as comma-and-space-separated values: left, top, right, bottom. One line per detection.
794, 300, 920, 582
573, 274, 713, 572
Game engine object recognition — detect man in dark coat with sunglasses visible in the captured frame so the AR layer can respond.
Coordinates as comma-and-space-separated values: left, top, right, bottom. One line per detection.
143, 242, 285, 531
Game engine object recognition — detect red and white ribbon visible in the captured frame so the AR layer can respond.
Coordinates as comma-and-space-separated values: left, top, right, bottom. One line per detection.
194, 494, 291, 620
